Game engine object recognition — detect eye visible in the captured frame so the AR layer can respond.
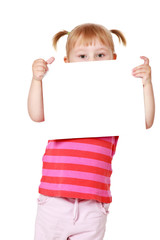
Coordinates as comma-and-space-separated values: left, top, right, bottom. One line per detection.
97, 53, 105, 58
79, 55, 86, 59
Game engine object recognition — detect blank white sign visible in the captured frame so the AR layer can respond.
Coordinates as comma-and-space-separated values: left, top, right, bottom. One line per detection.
43, 60, 145, 139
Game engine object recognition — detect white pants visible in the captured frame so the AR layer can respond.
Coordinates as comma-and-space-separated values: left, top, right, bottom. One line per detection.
34, 195, 110, 240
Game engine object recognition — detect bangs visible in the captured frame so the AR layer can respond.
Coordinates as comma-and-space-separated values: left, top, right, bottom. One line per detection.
73, 33, 107, 47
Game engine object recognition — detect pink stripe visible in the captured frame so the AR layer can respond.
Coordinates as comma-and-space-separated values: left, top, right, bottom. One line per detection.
42, 155, 112, 171
42, 169, 111, 184
46, 141, 111, 156
40, 182, 111, 197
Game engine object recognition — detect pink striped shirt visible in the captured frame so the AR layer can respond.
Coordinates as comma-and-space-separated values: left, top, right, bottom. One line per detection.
39, 136, 119, 203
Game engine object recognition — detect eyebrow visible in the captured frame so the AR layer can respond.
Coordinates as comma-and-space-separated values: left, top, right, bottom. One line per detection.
74, 47, 110, 53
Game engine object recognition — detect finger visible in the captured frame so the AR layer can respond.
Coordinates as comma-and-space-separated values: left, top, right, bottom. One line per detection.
133, 69, 146, 74
34, 59, 46, 65
132, 65, 150, 74
38, 58, 46, 62
35, 68, 46, 74
132, 65, 147, 71
36, 66, 47, 72
33, 59, 46, 69
36, 62, 48, 69
132, 71, 146, 78
46, 57, 55, 64
140, 56, 149, 65
33, 63, 47, 72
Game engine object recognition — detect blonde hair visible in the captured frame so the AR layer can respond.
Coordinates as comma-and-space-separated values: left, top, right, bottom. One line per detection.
53, 23, 126, 58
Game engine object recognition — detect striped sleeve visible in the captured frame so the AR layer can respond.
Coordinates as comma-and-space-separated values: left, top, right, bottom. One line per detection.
112, 136, 119, 156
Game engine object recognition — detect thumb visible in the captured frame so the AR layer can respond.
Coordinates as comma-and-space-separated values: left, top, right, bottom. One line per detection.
46, 57, 55, 64
140, 56, 149, 65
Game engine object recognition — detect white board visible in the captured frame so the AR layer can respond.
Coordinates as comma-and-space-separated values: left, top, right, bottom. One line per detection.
42, 59, 145, 139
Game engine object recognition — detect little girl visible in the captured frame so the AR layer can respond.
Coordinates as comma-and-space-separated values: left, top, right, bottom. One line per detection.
28, 23, 155, 240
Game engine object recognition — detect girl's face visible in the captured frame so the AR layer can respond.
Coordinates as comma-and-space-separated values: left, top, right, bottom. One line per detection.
64, 38, 117, 63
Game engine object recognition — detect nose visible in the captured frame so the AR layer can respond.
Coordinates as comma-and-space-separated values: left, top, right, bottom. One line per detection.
88, 56, 96, 61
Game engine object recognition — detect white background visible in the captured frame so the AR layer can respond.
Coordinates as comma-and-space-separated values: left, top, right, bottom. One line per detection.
0, 0, 160, 239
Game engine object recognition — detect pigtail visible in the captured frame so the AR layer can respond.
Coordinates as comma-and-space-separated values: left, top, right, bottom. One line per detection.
52, 30, 69, 50
110, 29, 127, 46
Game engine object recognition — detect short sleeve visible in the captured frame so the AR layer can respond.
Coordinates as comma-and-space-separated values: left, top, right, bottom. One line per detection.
112, 136, 119, 157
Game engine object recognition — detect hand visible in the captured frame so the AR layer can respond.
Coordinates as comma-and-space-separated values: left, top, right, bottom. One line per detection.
32, 57, 55, 81
132, 56, 151, 87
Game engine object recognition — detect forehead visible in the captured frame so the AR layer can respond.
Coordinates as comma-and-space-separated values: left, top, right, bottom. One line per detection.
74, 36, 110, 49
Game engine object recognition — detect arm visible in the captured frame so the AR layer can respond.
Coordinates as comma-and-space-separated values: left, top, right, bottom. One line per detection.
28, 77, 45, 122
132, 56, 155, 129
143, 81, 155, 129
27, 57, 55, 122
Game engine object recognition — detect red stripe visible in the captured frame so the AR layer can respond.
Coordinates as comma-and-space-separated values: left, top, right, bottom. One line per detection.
48, 138, 112, 149
44, 149, 112, 163
41, 176, 110, 190
39, 188, 112, 204
42, 162, 112, 176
